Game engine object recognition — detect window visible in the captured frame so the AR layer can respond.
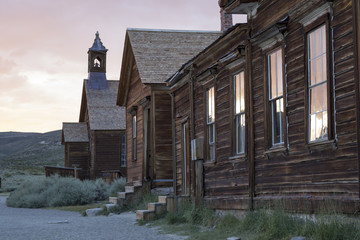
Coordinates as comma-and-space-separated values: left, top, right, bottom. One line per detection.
268, 49, 284, 146
307, 25, 328, 142
234, 72, 245, 154
121, 134, 126, 166
206, 87, 215, 161
132, 115, 137, 160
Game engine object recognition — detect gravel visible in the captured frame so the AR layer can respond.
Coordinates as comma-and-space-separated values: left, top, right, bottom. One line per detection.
0, 196, 186, 240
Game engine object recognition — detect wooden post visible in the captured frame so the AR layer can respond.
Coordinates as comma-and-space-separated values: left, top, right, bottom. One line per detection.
246, 36, 255, 209
72, 164, 80, 179
352, 0, 360, 198
170, 92, 177, 195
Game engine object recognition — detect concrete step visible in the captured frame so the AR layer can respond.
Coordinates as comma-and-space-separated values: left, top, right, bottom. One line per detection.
133, 180, 143, 187
136, 209, 155, 221
158, 196, 167, 204
108, 197, 118, 204
118, 191, 133, 199
125, 186, 135, 193
148, 202, 166, 215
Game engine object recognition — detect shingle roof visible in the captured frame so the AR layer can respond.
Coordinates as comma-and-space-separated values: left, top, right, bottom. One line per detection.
62, 122, 89, 143
127, 29, 222, 84
85, 80, 126, 130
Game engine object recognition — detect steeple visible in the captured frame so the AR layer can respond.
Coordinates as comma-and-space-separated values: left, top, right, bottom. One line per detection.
87, 31, 108, 90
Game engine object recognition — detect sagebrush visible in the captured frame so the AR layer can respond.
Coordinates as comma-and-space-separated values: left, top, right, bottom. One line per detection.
6, 175, 126, 208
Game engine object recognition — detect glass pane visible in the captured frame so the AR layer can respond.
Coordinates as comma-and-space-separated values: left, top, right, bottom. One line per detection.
240, 72, 245, 112
236, 114, 245, 154
234, 75, 240, 114
322, 111, 328, 139
209, 144, 215, 161
315, 57, 322, 84
207, 87, 215, 122
310, 88, 316, 114
272, 99, 284, 144
320, 25, 326, 54
132, 116, 136, 138
322, 54, 327, 81
310, 60, 316, 85
276, 50, 283, 97
315, 85, 322, 113
315, 28, 321, 57
209, 124, 215, 144
322, 83, 327, 111
310, 114, 316, 141
315, 112, 323, 140
270, 53, 277, 98
309, 33, 315, 59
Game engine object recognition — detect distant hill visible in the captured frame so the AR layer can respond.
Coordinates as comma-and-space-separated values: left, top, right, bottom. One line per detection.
0, 130, 64, 174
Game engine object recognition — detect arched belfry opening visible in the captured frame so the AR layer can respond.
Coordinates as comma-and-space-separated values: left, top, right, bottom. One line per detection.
94, 57, 101, 68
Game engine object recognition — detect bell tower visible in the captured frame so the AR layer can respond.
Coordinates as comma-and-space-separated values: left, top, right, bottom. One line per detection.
87, 31, 109, 90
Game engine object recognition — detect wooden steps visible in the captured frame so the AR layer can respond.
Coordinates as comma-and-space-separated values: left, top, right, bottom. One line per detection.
136, 196, 168, 221
108, 180, 146, 206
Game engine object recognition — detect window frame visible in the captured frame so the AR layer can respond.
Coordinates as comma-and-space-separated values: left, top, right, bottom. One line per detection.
264, 45, 287, 151
304, 14, 334, 146
233, 71, 246, 155
205, 86, 216, 161
120, 133, 126, 166
132, 114, 137, 161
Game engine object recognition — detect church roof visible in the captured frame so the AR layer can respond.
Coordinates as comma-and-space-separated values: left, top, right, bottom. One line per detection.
89, 31, 108, 52
62, 122, 89, 143
84, 80, 126, 130
126, 28, 222, 84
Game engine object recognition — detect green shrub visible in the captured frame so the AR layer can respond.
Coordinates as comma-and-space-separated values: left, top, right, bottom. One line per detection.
6, 175, 126, 208
108, 178, 126, 197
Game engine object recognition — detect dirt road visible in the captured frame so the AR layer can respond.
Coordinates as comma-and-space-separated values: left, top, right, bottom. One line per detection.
0, 195, 184, 240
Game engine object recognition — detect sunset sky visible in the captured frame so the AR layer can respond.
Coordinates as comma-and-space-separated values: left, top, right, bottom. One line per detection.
0, 0, 246, 133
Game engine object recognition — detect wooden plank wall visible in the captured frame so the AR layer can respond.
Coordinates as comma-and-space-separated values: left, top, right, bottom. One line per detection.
65, 142, 89, 171
192, 67, 250, 209
153, 92, 173, 187
174, 83, 191, 195
251, 0, 359, 208
94, 130, 122, 177
126, 61, 151, 184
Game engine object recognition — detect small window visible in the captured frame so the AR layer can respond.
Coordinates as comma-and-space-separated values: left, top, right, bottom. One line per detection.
268, 49, 284, 146
206, 87, 215, 161
121, 134, 126, 166
307, 25, 328, 142
132, 115, 137, 160
234, 72, 245, 154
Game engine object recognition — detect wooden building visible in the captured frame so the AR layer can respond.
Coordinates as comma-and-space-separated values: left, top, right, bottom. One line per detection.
61, 122, 89, 178
117, 29, 221, 189
62, 32, 126, 179
166, 0, 360, 213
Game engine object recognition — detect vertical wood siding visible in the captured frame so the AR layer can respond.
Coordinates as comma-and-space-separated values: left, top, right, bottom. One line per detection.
125, 62, 151, 183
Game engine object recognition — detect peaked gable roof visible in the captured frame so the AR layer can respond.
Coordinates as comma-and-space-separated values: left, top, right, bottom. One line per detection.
128, 28, 222, 84
62, 122, 89, 143
79, 80, 126, 130
117, 28, 222, 105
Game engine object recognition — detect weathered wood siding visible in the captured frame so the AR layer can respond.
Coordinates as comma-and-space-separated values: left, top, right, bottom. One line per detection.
126, 61, 151, 184
174, 83, 191, 195
250, 0, 359, 209
93, 130, 123, 177
64, 142, 89, 172
153, 92, 173, 187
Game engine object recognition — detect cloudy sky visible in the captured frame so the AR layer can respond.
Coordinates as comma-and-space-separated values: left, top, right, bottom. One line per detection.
0, 0, 245, 133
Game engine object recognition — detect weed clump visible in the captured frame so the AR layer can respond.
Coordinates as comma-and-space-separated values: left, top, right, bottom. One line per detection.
165, 200, 217, 227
